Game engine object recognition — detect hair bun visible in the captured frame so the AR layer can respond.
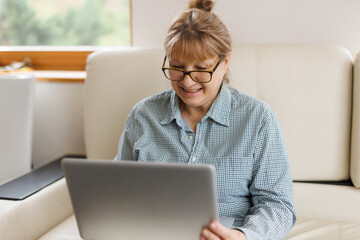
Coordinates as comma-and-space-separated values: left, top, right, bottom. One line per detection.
188, 0, 214, 12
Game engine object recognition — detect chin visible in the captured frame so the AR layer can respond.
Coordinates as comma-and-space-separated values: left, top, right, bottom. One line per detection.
183, 99, 205, 109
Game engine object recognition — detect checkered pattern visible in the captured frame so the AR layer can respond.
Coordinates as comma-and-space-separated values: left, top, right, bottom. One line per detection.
115, 83, 296, 239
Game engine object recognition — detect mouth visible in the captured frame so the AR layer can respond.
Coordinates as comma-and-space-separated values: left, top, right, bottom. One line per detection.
182, 87, 202, 93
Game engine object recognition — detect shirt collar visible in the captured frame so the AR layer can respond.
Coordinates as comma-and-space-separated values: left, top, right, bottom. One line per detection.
203, 82, 231, 127
160, 90, 183, 127
160, 82, 232, 127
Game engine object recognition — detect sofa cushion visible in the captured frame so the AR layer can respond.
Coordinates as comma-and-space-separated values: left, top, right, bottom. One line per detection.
287, 220, 360, 240
84, 48, 170, 160
39, 215, 81, 240
39, 182, 360, 240
229, 45, 353, 181
293, 182, 360, 223
40, 183, 360, 240
40, 215, 360, 240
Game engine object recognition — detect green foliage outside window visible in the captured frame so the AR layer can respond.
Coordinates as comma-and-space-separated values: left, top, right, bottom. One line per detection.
0, 0, 130, 46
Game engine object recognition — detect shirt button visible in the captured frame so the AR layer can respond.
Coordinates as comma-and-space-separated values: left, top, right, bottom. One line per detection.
189, 136, 193, 140
192, 157, 196, 162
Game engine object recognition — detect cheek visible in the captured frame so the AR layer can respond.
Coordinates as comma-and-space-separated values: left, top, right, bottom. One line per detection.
171, 81, 179, 91
204, 71, 226, 94
211, 71, 225, 87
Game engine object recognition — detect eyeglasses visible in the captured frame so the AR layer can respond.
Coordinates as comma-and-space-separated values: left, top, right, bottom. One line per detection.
162, 55, 223, 83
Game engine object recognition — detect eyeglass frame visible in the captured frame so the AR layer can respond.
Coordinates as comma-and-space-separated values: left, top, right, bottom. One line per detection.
161, 55, 224, 83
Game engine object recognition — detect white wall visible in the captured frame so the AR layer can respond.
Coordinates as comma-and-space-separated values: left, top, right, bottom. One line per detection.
132, 0, 360, 57
32, 0, 360, 167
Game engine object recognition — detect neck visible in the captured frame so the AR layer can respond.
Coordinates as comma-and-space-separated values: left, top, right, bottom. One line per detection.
179, 101, 211, 134
179, 101, 210, 122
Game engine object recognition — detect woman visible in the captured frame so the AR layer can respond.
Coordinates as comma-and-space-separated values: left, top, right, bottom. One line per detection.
115, 0, 296, 239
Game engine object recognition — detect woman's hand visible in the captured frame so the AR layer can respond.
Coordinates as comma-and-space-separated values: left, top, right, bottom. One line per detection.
200, 220, 247, 240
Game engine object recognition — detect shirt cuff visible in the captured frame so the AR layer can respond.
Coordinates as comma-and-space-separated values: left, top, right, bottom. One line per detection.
233, 226, 262, 240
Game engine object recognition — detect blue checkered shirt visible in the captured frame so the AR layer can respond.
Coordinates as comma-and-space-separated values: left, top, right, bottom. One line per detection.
115, 83, 296, 239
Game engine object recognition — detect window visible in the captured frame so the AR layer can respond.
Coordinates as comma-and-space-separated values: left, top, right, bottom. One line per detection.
0, 0, 131, 46
0, 0, 131, 79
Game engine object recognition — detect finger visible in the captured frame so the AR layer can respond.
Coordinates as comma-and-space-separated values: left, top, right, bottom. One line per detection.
208, 220, 230, 239
200, 227, 222, 240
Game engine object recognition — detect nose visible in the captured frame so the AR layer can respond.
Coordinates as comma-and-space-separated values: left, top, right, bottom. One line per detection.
182, 72, 194, 85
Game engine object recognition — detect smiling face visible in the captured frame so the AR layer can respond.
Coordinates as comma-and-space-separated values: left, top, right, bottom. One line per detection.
168, 54, 230, 113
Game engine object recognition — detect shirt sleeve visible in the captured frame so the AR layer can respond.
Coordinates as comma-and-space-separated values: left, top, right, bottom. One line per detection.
234, 107, 297, 239
114, 110, 137, 161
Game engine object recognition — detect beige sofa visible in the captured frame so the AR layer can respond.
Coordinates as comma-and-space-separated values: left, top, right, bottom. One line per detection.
1, 45, 360, 239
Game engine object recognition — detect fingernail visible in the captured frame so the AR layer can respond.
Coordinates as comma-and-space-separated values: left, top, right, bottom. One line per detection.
210, 222, 216, 230
203, 229, 209, 236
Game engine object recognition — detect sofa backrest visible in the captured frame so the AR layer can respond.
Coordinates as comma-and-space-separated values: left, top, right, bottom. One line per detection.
84, 45, 355, 183
351, 53, 360, 187
85, 48, 169, 160
229, 45, 353, 182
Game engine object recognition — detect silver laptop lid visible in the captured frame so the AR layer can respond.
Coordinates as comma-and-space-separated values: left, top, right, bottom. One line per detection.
62, 158, 218, 240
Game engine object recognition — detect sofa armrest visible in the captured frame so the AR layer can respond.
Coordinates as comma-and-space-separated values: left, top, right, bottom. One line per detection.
0, 159, 63, 200
0, 155, 84, 240
0, 178, 73, 240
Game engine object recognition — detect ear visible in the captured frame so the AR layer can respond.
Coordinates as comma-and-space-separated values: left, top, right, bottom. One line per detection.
223, 52, 231, 71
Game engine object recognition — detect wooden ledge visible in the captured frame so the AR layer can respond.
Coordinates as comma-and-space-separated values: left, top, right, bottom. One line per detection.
0, 70, 86, 82
0, 50, 92, 71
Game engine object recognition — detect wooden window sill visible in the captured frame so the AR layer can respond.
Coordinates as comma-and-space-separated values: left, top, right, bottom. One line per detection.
0, 70, 86, 82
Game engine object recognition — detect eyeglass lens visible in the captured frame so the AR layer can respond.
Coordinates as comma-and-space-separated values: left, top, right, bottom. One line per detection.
164, 69, 211, 82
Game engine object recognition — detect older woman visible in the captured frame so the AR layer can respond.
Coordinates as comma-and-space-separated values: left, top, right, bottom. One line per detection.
115, 0, 296, 239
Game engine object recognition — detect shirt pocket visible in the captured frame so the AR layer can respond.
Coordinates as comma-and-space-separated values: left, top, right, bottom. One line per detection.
209, 155, 253, 203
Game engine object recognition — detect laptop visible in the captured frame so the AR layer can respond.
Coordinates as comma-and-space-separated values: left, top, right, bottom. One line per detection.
62, 158, 225, 240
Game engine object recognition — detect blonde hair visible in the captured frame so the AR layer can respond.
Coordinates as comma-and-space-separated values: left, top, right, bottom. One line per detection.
164, 0, 232, 82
